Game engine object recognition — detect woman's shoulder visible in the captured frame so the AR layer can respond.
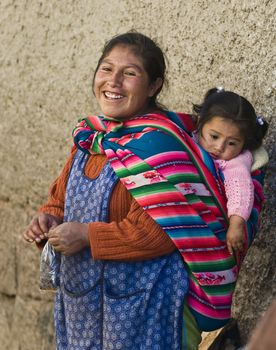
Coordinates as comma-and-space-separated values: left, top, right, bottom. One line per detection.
163, 110, 197, 133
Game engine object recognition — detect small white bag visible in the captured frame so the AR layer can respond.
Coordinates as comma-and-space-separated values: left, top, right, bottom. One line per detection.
39, 241, 61, 291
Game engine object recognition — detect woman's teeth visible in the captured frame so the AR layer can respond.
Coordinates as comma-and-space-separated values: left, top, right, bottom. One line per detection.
104, 92, 123, 99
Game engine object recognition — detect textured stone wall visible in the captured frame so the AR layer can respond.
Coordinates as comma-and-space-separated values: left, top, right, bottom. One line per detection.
0, 0, 275, 349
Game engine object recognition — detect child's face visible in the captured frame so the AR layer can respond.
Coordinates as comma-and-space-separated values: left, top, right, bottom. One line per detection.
198, 117, 245, 161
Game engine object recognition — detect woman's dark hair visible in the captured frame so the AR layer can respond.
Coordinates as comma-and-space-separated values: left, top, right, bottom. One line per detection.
193, 87, 269, 151
92, 31, 167, 110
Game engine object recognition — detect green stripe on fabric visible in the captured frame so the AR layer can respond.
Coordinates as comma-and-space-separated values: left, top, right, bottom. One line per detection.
200, 196, 218, 206
126, 162, 152, 175
189, 275, 236, 295
205, 283, 236, 295
167, 173, 201, 183
188, 258, 235, 272
182, 301, 202, 350
179, 193, 218, 208
84, 117, 97, 130
112, 163, 152, 178
130, 182, 178, 197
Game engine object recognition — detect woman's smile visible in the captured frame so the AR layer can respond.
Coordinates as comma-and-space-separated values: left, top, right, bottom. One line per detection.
103, 91, 124, 100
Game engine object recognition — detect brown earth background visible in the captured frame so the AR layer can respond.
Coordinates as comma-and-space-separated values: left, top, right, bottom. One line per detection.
0, 1, 275, 349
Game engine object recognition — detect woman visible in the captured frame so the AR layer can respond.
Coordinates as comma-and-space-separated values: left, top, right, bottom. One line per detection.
23, 32, 265, 349
23, 32, 191, 350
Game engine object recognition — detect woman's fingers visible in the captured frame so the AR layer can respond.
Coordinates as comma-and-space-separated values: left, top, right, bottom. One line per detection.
47, 236, 60, 246
22, 228, 36, 242
23, 218, 42, 242
37, 214, 51, 235
47, 222, 89, 256
23, 213, 54, 243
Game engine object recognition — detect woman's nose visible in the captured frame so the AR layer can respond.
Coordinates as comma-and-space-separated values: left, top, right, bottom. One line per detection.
108, 71, 123, 86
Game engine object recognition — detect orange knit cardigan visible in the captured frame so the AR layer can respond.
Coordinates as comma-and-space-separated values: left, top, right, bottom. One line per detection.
39, 147, 175, 261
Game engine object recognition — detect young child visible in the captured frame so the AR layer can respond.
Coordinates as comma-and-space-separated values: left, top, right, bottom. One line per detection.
193, 87, 268, 255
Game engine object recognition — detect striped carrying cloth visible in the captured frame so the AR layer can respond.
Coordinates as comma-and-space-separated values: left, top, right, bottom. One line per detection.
73, 111, 265, 331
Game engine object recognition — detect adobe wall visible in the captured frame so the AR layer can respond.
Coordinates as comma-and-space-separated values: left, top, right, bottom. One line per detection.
0, 1, 275, 348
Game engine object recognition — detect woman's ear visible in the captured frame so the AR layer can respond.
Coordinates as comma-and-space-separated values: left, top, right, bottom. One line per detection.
148, 78, 163, 97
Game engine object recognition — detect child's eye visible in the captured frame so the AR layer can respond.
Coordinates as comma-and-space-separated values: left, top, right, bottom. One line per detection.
210, 134, 218, 140
228, 141, 236, 146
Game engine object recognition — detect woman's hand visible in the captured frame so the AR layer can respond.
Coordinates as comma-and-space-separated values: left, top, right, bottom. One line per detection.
23, 213, 62, 243
226, 215, 245, 255
47, 222, 90, 256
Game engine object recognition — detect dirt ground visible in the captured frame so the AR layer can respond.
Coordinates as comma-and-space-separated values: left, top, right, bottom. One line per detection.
199, 330, 222, 350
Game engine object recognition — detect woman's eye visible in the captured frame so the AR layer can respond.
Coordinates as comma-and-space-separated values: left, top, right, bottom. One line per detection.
124, 70, 136, 76
100, 66, 111, 72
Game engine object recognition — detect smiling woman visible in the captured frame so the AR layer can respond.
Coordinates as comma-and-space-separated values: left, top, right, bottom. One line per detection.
23, 31, 194, 349
93, 45, 162, 119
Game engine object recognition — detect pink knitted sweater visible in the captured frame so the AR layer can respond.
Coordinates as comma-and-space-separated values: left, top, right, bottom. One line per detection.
216, 150, 254, 221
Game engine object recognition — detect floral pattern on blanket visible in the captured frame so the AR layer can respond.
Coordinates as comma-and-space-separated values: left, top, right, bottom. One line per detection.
123, 170, 166, 189
194, 266, 238, 286
176, 183, 211, 196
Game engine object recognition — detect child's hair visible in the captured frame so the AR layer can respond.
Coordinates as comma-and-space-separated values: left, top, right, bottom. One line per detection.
193, 87, 269, 151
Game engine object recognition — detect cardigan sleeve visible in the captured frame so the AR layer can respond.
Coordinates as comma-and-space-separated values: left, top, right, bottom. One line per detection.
217, 150, 254, 221
89, 199, 176, 261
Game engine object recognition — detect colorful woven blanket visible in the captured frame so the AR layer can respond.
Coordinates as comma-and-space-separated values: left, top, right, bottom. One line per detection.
73, 111, 264, 331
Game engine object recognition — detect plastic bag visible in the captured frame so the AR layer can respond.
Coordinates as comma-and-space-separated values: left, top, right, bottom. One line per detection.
39, 241, 61, 291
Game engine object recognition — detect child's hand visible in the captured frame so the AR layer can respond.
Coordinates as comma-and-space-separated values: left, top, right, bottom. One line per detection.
226, 215, 245, 255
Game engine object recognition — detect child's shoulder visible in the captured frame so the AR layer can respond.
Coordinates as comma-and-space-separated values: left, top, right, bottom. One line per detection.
216, 151, 252, 172
226, 147, 269, 172
237, 150, 253, 164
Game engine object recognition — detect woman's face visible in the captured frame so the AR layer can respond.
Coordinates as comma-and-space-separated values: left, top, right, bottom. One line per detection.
198, 116, 245, 161
93, 45, 161, 120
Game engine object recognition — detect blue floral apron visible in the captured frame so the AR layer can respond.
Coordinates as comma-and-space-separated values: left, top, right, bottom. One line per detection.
55, 150, 189, 349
